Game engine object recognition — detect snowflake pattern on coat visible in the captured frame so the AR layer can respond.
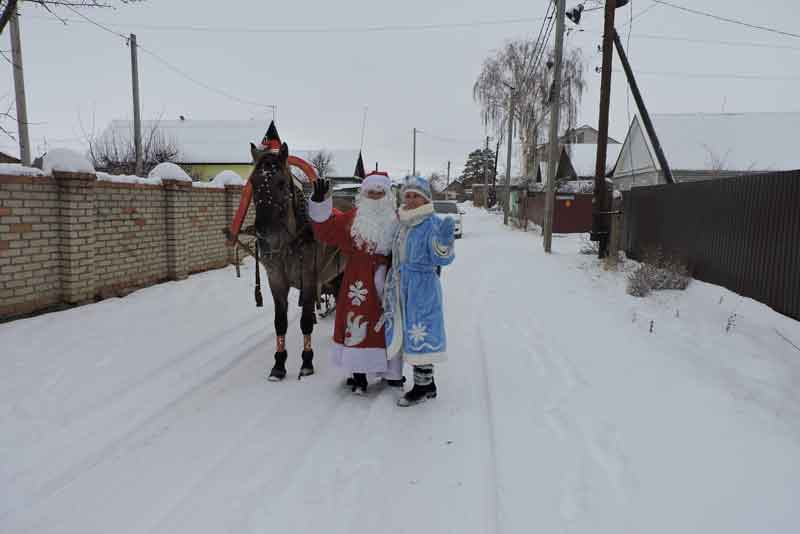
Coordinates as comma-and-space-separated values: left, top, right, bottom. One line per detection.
409, 323, 428, 344
348, 280, 368, 306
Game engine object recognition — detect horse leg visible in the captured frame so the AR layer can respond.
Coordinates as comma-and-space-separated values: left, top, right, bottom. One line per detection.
267, 271, 290, 382
298, 290, 315, 377
298, 259, 317, 378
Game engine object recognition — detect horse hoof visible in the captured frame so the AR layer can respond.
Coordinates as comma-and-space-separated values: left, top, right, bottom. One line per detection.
298, 367, 315, 377
267, 368, 286, 381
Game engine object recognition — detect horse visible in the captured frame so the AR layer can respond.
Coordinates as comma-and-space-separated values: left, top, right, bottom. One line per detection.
246, 140, 343, 381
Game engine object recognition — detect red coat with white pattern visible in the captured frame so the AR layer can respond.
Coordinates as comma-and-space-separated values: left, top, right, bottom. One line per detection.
312, 208, 389, 351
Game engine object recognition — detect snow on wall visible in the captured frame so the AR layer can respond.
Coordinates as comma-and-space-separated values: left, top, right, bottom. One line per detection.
41, 149, 95, 175
211, 170, 245, 186
148, 162, 192, 182
0, 164, 46, 177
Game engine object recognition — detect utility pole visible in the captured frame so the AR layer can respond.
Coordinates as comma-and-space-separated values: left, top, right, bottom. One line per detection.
543, 0, 566, 253
130, 33, 143, 176
9, 4, 31, 166
591, 0, 619, 258
482, 135, 490, 208
412, 127, 417, 176
612, 30, 674, 184
446, 160, 451, 188
503, 90, 515, 226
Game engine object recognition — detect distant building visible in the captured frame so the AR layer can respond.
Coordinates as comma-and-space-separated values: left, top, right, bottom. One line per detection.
99, 119, 360, 181
0, 151, 20, 164
613, 113, 800, 190
534, 124, 620, 176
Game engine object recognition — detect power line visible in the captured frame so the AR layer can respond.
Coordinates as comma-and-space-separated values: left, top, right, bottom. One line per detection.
31, 14, 546, 34
582, 29, 800, 52
137, 46, 274, 110
521, 0, 556, 84
418, 130, 485, 145
64, 4, 128, 40
56, 7, 276, 111
652, 0, 800, 40
612, 68, 800, 81
619, 1, 659, 28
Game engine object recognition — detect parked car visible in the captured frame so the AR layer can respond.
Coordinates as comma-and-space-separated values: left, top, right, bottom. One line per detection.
433, 200, 463, 238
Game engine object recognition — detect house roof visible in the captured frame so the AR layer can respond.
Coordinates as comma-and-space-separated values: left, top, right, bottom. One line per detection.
565, 144, 622, 177
101, 120, 360, 175
622, 112, 800, 172
0, 151, 21, 164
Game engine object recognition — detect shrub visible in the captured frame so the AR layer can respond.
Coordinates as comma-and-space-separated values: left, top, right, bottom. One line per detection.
626, 247, 690, 297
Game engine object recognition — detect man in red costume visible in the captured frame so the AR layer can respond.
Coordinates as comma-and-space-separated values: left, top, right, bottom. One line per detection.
308, 171, 403, 395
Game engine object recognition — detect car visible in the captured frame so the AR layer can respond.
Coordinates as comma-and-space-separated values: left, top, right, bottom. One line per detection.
433, 200, 464, 238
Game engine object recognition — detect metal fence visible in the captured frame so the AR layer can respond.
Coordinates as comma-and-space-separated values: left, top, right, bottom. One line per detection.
622, 170, 800, 320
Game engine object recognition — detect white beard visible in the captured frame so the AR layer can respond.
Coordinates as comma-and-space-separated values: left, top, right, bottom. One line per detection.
351, 192, 398, 255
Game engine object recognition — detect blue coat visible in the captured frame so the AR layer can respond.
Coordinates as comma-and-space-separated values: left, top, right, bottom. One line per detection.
383, 210, 455, 365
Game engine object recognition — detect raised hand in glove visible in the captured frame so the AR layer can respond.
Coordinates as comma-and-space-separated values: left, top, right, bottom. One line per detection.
436, 217, 456, 247
311, 179, 330, 202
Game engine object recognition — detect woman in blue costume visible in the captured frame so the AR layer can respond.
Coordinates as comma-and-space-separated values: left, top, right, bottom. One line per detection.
382, 176, 456, 407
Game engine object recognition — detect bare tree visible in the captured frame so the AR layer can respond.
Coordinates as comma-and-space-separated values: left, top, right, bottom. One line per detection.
473, 41, 586, 177
309, 150, 334, 178
86, 120, 180, 176
429, 171, 447, 194
1, 1, 145, 35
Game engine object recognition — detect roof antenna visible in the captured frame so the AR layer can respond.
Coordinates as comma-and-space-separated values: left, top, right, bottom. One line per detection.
360, 106, 368, 151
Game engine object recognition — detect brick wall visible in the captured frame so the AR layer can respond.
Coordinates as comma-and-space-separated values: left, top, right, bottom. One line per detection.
0, 171, 252, 320
95, 182, 168, 297
0, 175, 61, 316
186, 186, 229, 274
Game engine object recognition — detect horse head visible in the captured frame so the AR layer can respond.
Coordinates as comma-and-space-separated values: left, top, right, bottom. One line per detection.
250, 141, 295, 233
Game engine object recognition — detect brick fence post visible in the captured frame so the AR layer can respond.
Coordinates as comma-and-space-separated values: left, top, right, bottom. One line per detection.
54, 171, 96, 304
224, 184, 245, 264
163, 179, 191, 280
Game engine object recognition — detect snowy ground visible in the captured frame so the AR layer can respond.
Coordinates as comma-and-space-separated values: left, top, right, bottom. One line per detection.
2, 206, 800, 534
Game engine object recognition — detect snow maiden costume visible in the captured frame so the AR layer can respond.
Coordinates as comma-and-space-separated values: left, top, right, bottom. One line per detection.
308, 171, 403, 394
382, 176, 456, 406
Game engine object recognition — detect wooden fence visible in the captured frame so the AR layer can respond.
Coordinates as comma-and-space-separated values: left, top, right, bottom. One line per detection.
622, 170, 800, 320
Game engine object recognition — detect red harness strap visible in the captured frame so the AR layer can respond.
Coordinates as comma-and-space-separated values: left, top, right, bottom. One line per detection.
228, 155, 319, 244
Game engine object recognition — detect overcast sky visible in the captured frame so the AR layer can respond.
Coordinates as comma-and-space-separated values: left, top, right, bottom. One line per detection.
2, 0, 799, 178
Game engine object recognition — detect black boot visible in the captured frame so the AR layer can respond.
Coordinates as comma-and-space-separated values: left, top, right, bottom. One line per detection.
397, 380, 437, 406
268, 351, 288, 382
351, 373, 368, 396
299, 350, 315, 377
384, 376, 407, 388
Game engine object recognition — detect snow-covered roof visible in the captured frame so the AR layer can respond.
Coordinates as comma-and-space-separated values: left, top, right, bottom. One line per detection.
101, 120, 360, 175
566, 144, 622, 177
623, 112, 800, 172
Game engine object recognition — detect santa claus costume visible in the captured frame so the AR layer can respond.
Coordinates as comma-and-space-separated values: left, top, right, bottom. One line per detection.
308, 171, 403, 394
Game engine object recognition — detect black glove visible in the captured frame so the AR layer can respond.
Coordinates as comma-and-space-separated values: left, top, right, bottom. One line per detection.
311, 179, 330, 202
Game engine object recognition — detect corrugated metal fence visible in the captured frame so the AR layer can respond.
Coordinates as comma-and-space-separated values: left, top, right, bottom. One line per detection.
622, 170, 800, 320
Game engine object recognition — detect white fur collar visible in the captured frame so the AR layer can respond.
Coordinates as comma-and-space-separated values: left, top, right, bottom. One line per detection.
398, 203, 434, 226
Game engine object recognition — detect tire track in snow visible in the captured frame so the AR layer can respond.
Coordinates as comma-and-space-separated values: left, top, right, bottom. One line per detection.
61, 312, 269, 425
147, 369, 353, 533
2, 312, 295, 525
465, 251, 504, 534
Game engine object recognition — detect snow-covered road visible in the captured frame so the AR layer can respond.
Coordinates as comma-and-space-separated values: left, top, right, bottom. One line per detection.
3, 207, 800, 533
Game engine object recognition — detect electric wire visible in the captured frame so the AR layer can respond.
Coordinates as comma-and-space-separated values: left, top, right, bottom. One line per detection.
652, 0, 800, 40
